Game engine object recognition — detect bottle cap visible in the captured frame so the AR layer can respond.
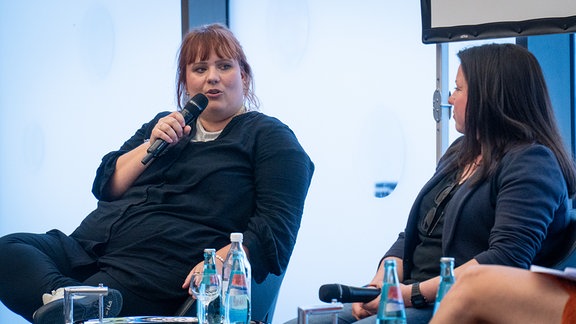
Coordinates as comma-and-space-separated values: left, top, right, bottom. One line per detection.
230, 232, 243, 242
204, 248, 216, 253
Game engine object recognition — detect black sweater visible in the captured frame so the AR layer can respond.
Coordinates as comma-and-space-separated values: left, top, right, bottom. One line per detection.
71, 111, 314, 300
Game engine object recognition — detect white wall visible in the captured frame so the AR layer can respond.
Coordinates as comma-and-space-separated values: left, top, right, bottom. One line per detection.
228, 1, 437, 322
0, 1, 182, 322
0, 1, 442, 323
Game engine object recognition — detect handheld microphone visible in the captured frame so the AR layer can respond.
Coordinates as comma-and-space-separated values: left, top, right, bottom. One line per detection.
141, 93, 208, 165
318, 284, 381, 303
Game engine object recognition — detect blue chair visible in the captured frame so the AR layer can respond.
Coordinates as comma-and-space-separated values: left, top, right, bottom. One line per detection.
533, 210, 576, 270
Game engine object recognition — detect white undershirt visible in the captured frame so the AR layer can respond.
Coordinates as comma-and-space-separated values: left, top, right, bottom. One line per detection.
192, 119, 222, 142
191, 106, 247, 142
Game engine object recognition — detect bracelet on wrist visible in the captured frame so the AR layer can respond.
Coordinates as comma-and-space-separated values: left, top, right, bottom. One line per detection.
215, 254, 225, 263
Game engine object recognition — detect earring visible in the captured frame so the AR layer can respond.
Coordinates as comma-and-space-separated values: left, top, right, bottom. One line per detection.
183, 91, 191, 106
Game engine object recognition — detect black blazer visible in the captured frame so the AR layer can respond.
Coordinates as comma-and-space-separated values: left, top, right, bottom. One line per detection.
385, 137, 571, 281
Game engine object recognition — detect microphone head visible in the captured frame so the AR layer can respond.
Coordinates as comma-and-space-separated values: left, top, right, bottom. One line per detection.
189, 93, 209, 110
181, 93, 209, 125
318, 284, 346, 303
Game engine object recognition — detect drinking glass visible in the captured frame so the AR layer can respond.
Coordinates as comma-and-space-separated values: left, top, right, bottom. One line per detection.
189, 272, 221, 324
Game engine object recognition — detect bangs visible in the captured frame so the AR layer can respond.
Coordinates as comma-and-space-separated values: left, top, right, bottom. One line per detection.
185, 31, 240, 64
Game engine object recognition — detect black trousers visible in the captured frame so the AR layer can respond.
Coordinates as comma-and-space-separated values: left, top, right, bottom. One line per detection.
0, 230, 184, 322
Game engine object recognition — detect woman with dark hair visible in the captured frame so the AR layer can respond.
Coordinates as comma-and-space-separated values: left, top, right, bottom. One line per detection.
292, 43, 576, 324
357, 42, 576, 323
454, 43, 576, 191
0, 23, 314, 323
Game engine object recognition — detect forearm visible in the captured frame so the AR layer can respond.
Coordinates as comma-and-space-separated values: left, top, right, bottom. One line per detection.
367, 256, 403, 287
106, 142, 151, 199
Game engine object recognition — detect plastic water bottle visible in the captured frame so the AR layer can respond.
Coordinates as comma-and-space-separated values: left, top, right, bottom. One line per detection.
221, 233, 251, 321
376, 259, 406, 324
222, 233, 251, 295
433, 257, 455, 314
223, 250, 250, 324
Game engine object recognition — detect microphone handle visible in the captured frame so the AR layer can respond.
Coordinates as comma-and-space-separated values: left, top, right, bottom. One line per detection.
319, 284, 381, 303
141, 140, 168, 165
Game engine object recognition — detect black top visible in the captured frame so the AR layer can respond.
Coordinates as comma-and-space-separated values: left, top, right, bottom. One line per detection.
71, 111, 314, 301
411, 173, 460, 282
384, 137, 571, 282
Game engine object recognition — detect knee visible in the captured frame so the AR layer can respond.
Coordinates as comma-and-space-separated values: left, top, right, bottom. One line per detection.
0, 232, 20, 248
458, 264, 506, 287
0, 232, 36, 259
443, 265, 489, 304
0, 233, 23, 266
0, 233, 19, 255
457, 264, 489, 283
0, 232, 28, 247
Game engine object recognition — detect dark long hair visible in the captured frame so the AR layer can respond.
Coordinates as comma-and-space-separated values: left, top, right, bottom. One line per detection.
175, 23, 259, 110
454, 43, 576, 196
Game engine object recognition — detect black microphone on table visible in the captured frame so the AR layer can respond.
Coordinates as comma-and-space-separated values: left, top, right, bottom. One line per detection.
319, 284, 381, 303
141, 93, 209, 165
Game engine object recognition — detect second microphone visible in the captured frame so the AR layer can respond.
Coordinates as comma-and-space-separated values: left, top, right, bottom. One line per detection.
319, 284, 381, 303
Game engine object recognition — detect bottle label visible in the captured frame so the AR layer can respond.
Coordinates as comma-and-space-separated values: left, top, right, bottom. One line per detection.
377, 283, 406, 321
225, 272, 250, 324
229, 294, 249, 310
385, 285, 404, 313
231, 272, 248, 288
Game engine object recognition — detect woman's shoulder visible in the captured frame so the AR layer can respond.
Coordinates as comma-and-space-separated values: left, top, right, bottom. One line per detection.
493, 143, 567, 199
504, 142, 556, 161
235, 111, 294, 134
241, 111, 286, 125
498, 142, 560, 175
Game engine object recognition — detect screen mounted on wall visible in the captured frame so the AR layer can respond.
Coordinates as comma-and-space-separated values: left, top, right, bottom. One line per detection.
421, 0, 576, 44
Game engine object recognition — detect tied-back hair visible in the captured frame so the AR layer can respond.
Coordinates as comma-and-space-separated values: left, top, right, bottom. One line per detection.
176, 23, 259, 111
454, 43, 576, 197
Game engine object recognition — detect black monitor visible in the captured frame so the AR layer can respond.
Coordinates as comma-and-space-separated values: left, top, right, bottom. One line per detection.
420, 0, 576, 44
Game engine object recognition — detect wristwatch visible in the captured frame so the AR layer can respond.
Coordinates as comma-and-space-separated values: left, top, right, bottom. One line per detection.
410, 282, 429, 308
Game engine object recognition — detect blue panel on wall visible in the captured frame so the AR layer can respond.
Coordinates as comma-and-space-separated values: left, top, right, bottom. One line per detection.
182, 0, 228, 35
528, 34, 575, 155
